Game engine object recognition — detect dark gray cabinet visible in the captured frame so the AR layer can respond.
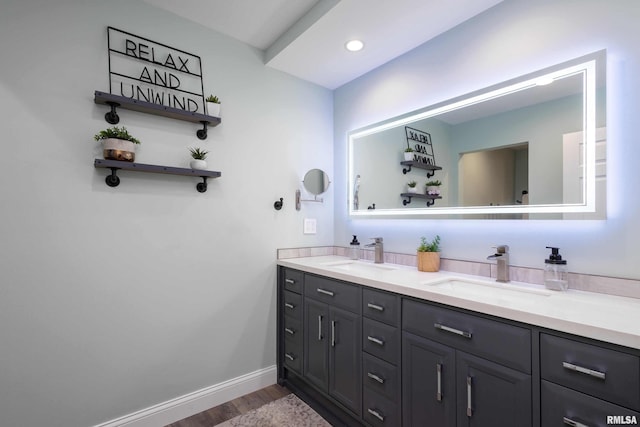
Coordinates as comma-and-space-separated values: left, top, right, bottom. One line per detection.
303, 275, 362, 416
540, 332, 640, 426
402, 298, 532, 427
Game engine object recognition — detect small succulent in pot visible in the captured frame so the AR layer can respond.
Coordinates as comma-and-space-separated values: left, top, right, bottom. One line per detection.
407, 180, 419, 193
404, 146, 415, 161
417, 235, 441, 272
205, 95, 221, 116
189, 147, 209, 170
418, 235, 441, 252
426, 180, 442, 196
205, 95, 220, 104
94, 126, 140, 162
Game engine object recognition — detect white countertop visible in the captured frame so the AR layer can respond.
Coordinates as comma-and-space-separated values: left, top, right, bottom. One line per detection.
277, 255, 640, 350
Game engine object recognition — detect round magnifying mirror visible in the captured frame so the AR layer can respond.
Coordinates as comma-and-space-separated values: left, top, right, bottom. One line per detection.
303, 169, 331, 195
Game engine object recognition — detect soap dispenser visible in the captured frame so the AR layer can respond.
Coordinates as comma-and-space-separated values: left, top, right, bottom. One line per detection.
349, 235, 361, 260
544, 246, 568, 291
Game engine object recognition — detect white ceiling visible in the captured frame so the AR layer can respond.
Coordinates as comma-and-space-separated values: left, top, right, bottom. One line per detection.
142, 0, 504, 89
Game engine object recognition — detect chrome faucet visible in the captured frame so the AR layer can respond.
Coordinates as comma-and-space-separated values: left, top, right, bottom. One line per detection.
366, 237, 384, 264
487, 245, 510, 283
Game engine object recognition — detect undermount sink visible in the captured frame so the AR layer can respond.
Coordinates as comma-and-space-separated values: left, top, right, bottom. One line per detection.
321, 260, 398, 273
425, 277, 554, 298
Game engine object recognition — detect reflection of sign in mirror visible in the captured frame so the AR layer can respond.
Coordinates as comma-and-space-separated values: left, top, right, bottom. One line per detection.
405, 127, 436, 166
107, 27, 205, 113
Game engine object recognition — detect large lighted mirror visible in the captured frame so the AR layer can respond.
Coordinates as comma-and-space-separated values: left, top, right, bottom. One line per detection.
348, 50, 606, 219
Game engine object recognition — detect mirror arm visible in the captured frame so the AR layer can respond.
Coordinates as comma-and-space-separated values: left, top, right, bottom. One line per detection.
295, 189, 324, 211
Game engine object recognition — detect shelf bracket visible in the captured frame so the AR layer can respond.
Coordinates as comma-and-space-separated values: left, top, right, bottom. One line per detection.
426, 170, 436, 178
105, 102, 120, 124
196, 176, 208, 193
426, 198, 435, 207
402, 196, 412, 206
402, 165, 412, 174
106, 167, 121, 187
197, 121, 208, 140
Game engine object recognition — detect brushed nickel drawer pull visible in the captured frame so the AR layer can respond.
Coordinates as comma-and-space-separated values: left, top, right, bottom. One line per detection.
434, 323, 472, 339
285, 353, 295, 361
466, 376, 473, 417
331, 320, 336, 347
367, 408, 385, 422
367, 336, 385, 346
436, 363, 443, 401
367, 302, 385, 312
317, 288, 335, 297
284, 328, 295, 335
318, 315, 323, 341
367, 372, 385, 384
285, 278, 295, 284
563, 417, 589, 427
562, 362, 606, 380
284, 303, 295, 309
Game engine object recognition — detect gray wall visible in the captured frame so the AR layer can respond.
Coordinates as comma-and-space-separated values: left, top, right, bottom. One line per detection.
0, 1, 333, 426
334, 0, 640, 278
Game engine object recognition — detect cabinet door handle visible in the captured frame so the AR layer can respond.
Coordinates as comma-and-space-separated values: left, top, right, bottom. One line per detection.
317, 288, 334, 297
284, 303, 295, 309
367, 336, 385, 346
367, 302, 385, 312
436, 363, 443, 401
284, 328, 295, 335
367, 408, 385, 422
466, 376, 473, 417
562, 362, 606, 380
285, 278, 295, 284
434, 323, 472, 339
563, 417, 589, 427
285, 353, 295, 361
367, 372, 385, 384
318, 315, 323, 341
331, 320, 336, 347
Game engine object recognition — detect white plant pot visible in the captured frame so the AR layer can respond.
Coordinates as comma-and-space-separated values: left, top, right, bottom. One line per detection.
102, 138, 136, 162
407, 186, 419, 194
207, 102, 221, 117
427, 186, 441, 196
190, 159, 207, 170
404, 152, 414, 161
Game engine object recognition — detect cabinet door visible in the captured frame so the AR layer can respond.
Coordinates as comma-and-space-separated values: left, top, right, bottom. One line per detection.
304, 298, 328, 392
402, 332, 456, 427
329, 306, 362, 415
456, 352, 531, 427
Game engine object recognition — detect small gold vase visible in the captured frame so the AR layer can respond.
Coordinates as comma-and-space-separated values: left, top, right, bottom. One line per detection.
417, 252, 440, 272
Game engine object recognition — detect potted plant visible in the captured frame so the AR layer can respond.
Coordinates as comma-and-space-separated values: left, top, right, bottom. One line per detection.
407, 180, 419, 194
205, 94, 221, 117
189, 147, 209, 170
425, 180, 442, 196
94, 126, 141, 162
404, 146, 415, 161
417, 235, 441, 272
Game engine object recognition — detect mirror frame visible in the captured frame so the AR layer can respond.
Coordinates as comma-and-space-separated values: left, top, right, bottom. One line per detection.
348, 50, 604, 218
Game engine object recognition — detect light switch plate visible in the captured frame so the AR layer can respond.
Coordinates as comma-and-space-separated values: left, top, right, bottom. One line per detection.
303, 218, 317, 234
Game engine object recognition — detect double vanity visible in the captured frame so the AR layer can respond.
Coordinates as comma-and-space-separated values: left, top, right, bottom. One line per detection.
276, 255, 640, 427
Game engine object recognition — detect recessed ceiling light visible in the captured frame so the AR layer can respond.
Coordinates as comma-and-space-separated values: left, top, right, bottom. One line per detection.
345, 40, 364, 52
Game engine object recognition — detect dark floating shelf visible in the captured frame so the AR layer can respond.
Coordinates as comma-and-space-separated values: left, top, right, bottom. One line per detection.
94, 91, 221, 140
94, 159, 221, 193
400, 192, 442, 207
400, 161, 442, 177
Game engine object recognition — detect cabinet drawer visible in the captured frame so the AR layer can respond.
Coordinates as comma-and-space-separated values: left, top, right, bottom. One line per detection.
283, 337, 303, 374
363, 352, 400, 402
363, 388, 400, 427
541, 333, 640, 410
283, 268, 303, 294
304, 274, 361, 313
283, 316, 302, 345
542, 380, 640, 427
363, 288, 400, 326
403, 298, 531, 373
283, 291, 302, 320
363, 317, 400, 365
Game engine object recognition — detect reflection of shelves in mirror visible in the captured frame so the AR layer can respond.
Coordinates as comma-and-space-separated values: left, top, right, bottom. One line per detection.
400, 161, 442, 178
94, 91, 221, 140
400, 193, 442, 207
94, 159, 221, 193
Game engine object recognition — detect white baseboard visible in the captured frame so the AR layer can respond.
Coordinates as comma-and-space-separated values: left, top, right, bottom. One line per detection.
93, 365, 277, 427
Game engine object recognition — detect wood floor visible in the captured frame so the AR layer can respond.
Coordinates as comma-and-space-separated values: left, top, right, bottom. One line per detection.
165, 384, 291, 427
